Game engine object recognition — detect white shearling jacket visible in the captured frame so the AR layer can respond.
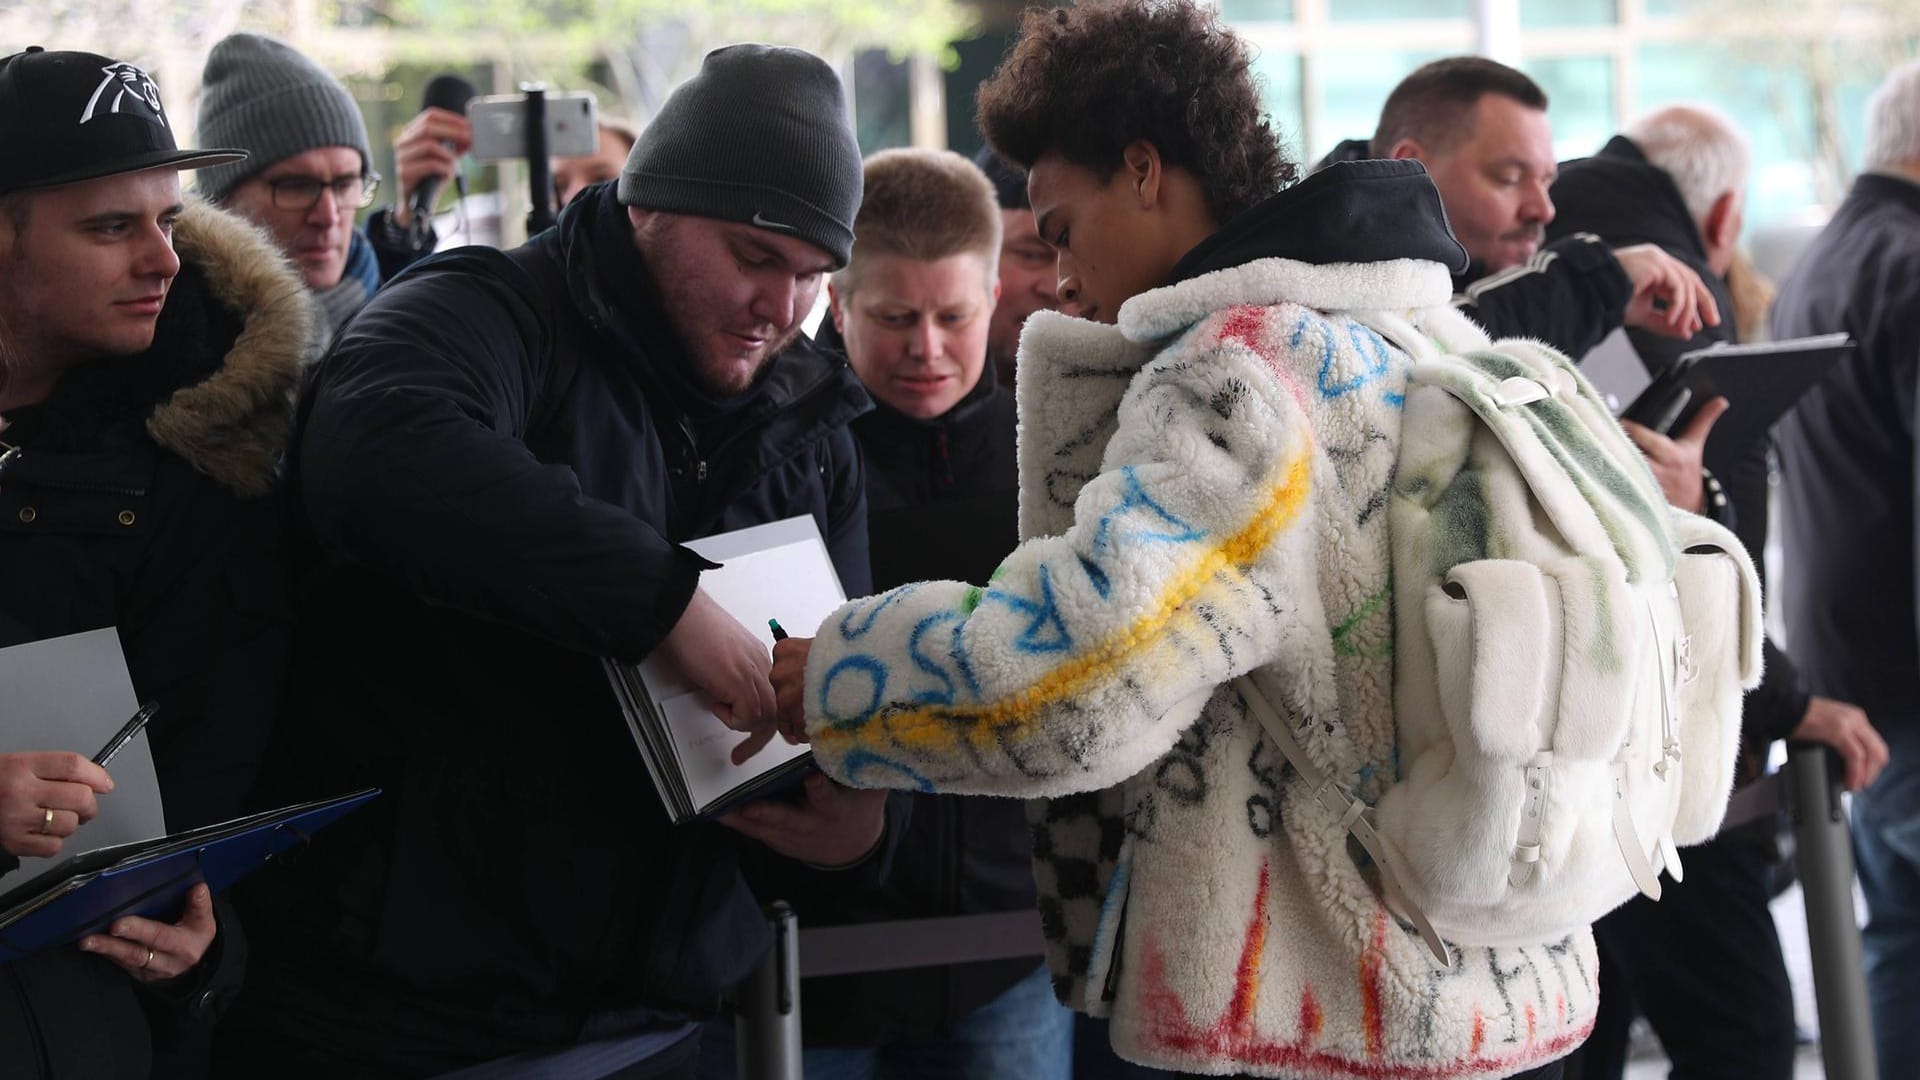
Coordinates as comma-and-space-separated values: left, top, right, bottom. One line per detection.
800, 162, 1594, 1078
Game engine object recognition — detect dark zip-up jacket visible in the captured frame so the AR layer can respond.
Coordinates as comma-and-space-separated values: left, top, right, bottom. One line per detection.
0, 201, 311, 1080
1773, 173, 1920, 724
224, 186, 901, 1075
1451, 233, 1634, 358
1313, 136, 1634, 356
1550, 135, 1810, 754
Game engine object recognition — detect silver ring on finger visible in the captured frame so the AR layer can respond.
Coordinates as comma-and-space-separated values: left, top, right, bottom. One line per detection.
141, 946, 154, 970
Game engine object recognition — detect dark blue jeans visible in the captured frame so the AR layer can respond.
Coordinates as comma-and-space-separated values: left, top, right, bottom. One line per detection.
1854, 722, 1920, 1073
1573, 827, 1795, 1080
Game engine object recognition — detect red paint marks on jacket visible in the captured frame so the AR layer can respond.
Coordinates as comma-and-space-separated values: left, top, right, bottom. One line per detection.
1299, 986, 1324, 1045
1218, 305, 1267, 351
1225, 860, 1274, 1044
1129, 863, 1595, 1077
1219, 303, 1316, 426
1361, 907, 1388, 1058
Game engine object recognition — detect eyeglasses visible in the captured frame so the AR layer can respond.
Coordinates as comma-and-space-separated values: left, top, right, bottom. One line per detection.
266, 172, 381, 212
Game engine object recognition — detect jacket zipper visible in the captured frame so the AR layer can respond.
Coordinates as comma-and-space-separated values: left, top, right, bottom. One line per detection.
935, 427, 955, 492
681, 370, 852, 506
675, 415, 708, 484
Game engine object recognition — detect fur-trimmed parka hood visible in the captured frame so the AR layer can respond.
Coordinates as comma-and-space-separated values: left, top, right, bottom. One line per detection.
147, 198, 317, 495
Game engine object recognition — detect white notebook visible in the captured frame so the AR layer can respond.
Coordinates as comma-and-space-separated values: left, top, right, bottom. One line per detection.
604, 516, 847, 823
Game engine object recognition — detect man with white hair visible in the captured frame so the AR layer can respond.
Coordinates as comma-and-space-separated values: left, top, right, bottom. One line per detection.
1550, 104, 1886, 1080
1774, 58, 1920, 1068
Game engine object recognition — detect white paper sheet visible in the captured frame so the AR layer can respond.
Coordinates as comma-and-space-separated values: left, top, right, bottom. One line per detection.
0, 628, 168, 893
632, 517, 848, 812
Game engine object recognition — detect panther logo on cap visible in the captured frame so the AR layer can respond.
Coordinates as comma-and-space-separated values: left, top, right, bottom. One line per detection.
79, 61, 167, 128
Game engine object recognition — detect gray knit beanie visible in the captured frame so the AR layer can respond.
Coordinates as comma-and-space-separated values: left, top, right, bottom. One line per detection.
194, 33, 370, 201
618, 44, 861, 267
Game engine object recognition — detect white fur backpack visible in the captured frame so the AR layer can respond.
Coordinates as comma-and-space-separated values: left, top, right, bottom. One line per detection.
1241, 336, 1762, 963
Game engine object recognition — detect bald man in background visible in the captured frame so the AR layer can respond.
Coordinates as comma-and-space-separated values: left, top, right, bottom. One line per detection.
1551, 105, 1886, 1080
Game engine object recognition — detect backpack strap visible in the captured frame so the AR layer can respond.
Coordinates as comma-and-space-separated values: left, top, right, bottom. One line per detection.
1233, 674, 1452, 967
1414, 347, 1676, 583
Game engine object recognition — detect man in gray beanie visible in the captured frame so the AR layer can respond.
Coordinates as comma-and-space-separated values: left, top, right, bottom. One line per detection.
196, 33, 470, 341
212, 44, 895, 1080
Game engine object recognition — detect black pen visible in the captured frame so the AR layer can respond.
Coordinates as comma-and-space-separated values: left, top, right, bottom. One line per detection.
93, 701, 159, 767
768, 619, 788, 641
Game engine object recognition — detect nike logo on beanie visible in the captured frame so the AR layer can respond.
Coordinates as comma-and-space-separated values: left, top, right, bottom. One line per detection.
751, 211, 797, 233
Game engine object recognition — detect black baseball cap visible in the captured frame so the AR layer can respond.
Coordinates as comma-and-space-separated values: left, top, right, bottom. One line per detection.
0, 47, 246, 194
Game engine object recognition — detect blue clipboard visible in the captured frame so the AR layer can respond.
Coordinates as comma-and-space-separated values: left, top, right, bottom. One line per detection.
0, 788, 379, 964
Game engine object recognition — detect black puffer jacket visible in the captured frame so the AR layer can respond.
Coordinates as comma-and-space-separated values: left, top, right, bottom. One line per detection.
223, 186, 903, 1076
0, 201, 311, 1079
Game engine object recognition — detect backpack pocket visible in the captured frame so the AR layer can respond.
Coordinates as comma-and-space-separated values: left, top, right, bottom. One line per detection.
1378, 557, 1665, 945
1667, 513, 1764, 844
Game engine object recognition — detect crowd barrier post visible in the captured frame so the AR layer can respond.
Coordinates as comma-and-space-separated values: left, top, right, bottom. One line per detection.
1785, 744, 1878, 1080
733, 902, 803, 1080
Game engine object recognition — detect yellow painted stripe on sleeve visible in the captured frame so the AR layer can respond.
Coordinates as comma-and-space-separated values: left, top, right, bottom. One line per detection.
814, 451, 1314, 755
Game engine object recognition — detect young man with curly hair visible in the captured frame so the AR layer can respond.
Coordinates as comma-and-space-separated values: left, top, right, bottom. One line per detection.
767, 2, 1582, 1077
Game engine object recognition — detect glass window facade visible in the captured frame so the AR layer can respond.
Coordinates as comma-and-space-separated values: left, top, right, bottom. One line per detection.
1630, 39, 1906, 228
1328, 0, 1471, 22
853, 50, 913, 154
1520, 0, 1616, 28
1251, 46, 1307, 162
1312, 47, 1449, 163
1529, 55, 1615, 162
1220, 0, 1294, 21
1205, 4, 1919, 234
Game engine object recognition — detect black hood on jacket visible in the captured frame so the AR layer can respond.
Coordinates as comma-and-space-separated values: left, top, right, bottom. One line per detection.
1547, 135, 1708, 261
547, 184, 871, 444
1311, 137, 1377, 175
1167, 159, 1470, 287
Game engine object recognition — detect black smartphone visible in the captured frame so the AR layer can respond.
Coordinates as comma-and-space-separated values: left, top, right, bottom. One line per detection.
1620, 356, 1699, 434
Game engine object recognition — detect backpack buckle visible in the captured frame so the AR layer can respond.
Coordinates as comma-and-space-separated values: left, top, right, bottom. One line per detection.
1492, 376, 1551, 407
1308, 776, 1362, 823
1674, 633, 1698, 685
